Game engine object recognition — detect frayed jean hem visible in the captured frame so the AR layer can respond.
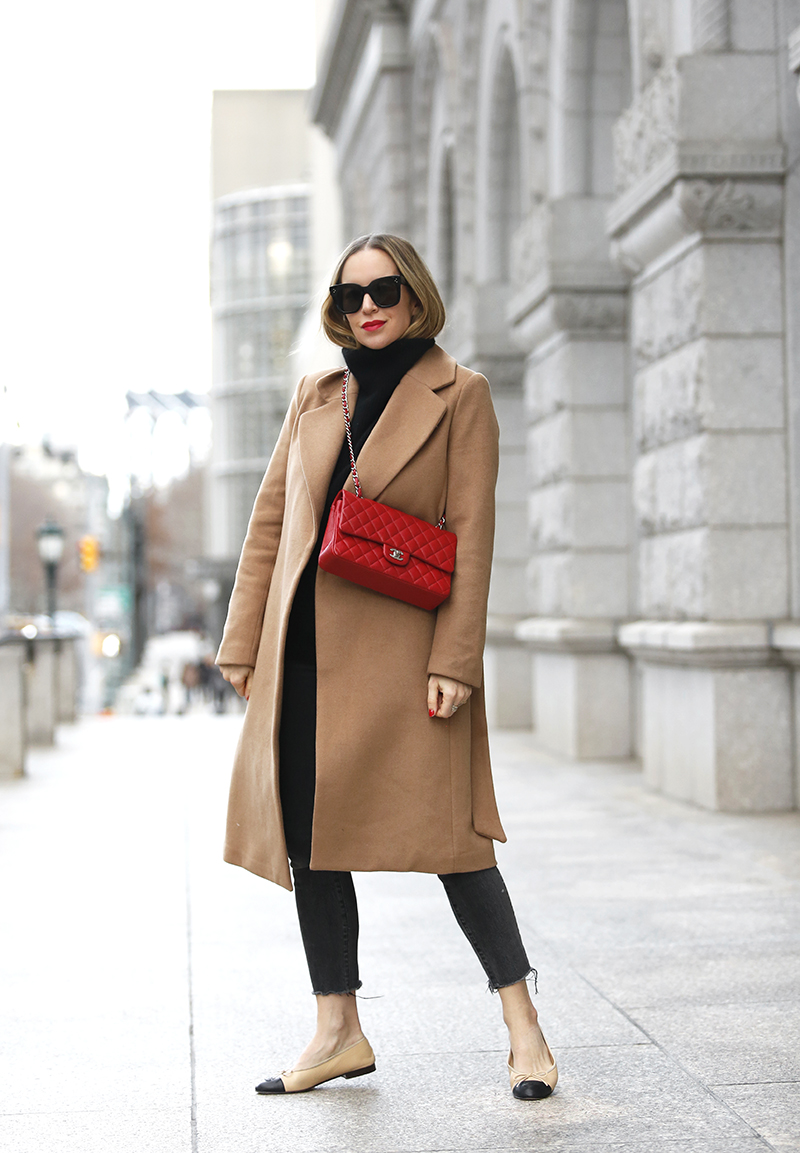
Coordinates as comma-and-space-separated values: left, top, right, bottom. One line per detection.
310, 982, 363, 997
489, 967, 538, 995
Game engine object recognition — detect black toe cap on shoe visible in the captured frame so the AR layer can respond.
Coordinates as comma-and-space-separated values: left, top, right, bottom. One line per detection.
255, 1077, 285, 1094
512, 1080, 553, 1100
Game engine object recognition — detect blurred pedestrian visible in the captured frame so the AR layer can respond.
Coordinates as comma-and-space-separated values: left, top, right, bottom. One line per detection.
218, 234, 556, 1101
159, 664, 170, 716
179, 661, 199, 714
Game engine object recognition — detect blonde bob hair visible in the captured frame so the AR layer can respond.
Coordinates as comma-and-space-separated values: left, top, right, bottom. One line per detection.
321, 234, 446, 350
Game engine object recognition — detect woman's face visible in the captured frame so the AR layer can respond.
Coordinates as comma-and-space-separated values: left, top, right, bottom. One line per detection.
339, 248, 418, 349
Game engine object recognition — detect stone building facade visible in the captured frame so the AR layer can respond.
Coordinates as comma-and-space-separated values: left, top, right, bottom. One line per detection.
313, 0, 800, 810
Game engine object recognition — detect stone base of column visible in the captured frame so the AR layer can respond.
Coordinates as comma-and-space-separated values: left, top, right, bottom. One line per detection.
56, 638, 78, 724
620, 622, 795, 811
25, 638, 58, 747
516, 619, 633, 759
0, 640, 26, 779
484, 616, 533, 729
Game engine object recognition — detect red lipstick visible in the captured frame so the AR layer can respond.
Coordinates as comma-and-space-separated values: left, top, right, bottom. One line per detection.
362, 321, 385, 331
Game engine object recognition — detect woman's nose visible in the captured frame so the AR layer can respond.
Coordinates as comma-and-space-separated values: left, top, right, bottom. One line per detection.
361, 293, 377, 312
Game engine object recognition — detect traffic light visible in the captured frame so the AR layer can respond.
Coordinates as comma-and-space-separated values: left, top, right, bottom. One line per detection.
78, 535, 100, 572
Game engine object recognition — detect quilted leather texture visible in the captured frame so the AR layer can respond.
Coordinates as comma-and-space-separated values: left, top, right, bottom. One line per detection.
319, 491, 457, 611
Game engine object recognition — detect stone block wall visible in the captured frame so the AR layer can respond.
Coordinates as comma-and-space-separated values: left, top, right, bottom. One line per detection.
312, 0, 800, 808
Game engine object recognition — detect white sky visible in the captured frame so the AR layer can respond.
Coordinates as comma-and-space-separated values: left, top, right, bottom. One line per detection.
0, 0, 316, 507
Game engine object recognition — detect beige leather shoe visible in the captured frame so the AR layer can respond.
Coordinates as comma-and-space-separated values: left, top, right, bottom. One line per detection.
256, 1036, 376, 1094
508, 1029, 558, 1100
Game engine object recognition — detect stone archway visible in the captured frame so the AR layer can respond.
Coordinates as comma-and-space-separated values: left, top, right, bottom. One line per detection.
468, 0, 538, 728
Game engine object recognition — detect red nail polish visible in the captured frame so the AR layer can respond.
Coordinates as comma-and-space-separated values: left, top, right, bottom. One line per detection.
429, 709, 435, 717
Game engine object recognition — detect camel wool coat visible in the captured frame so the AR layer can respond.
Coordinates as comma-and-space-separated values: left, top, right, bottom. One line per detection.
216, 344, 506, 891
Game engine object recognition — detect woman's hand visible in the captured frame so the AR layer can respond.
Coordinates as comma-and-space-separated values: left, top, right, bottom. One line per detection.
220, 664, 254, 700
427, 674, 472, 719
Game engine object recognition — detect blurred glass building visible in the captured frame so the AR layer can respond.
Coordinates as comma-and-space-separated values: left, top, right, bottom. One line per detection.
209, 91, 312, 562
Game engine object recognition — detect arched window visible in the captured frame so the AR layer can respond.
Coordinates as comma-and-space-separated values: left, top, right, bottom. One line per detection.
437, 148, 456, 303
487, 49, 522, 281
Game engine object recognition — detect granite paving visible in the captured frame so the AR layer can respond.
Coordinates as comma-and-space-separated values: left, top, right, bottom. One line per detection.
1, 715, 798, 1151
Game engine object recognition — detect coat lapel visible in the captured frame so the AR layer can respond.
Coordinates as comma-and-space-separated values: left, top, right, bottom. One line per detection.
351, 345, 456, 500
296, 373, 354, 532
296, 345, 457, 519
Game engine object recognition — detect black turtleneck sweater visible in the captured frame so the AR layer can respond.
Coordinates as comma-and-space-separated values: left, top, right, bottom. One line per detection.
284, 336, 435, 665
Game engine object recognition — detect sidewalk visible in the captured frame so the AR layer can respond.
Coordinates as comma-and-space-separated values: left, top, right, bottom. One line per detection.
1, 714, 798, 1153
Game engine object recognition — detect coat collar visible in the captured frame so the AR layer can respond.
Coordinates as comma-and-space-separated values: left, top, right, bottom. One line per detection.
313, 343, 457, 400
298, 345, 454, 529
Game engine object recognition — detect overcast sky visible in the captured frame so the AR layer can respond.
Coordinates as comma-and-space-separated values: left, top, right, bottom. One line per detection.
0, 0, 316, 502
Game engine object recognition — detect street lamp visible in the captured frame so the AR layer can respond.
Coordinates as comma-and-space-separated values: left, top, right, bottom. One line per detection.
36, 519, 65, 625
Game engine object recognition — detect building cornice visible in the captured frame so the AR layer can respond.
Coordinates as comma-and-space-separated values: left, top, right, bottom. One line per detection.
312, 0, 409, 137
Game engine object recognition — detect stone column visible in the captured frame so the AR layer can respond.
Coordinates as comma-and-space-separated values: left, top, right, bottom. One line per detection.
608, 52, 793, 810
448, 285, 532, 728
0, 639, 26, 779
509, 198, 633, 757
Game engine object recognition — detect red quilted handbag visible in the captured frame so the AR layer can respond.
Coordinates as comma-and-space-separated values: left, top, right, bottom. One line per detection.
318, 369, 457, 610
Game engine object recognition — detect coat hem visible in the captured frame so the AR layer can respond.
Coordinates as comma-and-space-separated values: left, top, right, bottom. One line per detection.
223, 846, 293, 891
308, 842, 497, 876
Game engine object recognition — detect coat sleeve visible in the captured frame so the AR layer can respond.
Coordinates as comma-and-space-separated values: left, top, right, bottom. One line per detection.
215, 384, 302, 669
427, 371, 499, 688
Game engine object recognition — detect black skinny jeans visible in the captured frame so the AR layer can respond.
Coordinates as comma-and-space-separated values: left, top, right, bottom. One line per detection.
280, 660, 533, 995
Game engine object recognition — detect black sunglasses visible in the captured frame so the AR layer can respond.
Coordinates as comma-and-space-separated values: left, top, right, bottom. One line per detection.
329, 275, 407, 314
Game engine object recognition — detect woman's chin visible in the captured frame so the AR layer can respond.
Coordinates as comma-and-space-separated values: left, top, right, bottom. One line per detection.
356, 332, 390, 349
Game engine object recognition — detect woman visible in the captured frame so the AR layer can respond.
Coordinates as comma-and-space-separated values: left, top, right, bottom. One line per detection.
217, 234, 556, 1101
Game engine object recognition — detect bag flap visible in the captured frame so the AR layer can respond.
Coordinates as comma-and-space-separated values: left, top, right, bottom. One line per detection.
336, 491, 456, 573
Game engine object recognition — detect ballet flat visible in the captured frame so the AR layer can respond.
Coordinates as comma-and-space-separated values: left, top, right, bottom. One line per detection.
508, 1030, 558, 1100
256, 1035, 376, 1094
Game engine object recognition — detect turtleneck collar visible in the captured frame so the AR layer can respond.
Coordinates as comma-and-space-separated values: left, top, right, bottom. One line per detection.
342, 337, 435, 394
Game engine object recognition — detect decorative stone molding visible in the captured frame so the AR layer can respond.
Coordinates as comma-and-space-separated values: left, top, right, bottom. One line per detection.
508, 198, 629, 330
515, 617, 620, 655
679, 179, 782, 234
608, 52, 786, 254
612, 64, 679, 197
511, 288, 628, 352
612, 177, 784, 275
618, 620, 774, 667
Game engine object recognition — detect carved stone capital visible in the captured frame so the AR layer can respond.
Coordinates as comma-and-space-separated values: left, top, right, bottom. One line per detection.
678, 179, 782, 233
609, 54, 786, 252
511, 288, 628, 353
447, 284, 525, 382
611, 178, 783, 274
508, 198, 629, 342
